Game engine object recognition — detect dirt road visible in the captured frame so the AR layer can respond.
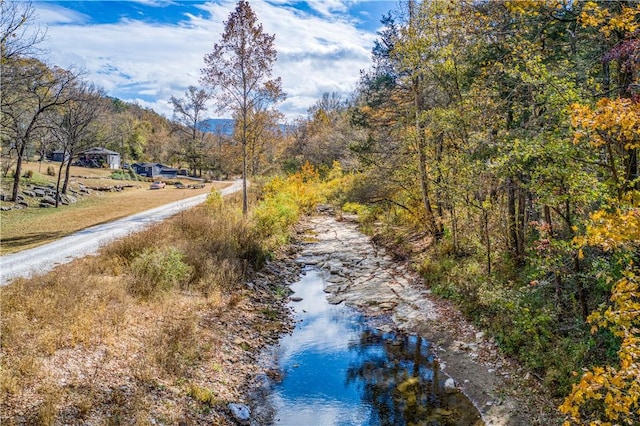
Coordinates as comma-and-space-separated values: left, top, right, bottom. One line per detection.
0, 180, 242, 285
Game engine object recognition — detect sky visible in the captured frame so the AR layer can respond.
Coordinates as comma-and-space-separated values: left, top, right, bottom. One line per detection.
30, 0, 398, 122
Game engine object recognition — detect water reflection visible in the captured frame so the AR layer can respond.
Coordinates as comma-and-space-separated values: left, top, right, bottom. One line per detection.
264, 269, 483, 426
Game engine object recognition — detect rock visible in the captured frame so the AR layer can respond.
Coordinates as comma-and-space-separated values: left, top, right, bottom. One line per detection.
444, 378, 457, 393
378, 302, 396, 311
316, 204, 335, 214
434, 408, 453, 416
290, 297, 303, 302
228, 403, 251, 425
41, 195, 56, 205
376, 325, 393, 333
450, 340, 466, 352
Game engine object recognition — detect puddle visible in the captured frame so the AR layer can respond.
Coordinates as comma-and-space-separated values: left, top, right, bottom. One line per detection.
254, 269, 483, 426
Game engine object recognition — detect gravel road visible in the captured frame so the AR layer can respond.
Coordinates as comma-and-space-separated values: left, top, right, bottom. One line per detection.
0, 180, 242, 286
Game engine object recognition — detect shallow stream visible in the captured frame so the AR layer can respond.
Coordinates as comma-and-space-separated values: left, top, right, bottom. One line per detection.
255, 268, 483, 426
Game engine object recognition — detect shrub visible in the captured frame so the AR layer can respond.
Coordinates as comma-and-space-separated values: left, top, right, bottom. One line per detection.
205, 189, 223, 210
46, 166, 55, 176
128, 246, 192, 299
252, 190, 299, 248
22, 170, 33, 179
321, 161, 355, 206
187, 384, 218, 407
252, 164, 325, 251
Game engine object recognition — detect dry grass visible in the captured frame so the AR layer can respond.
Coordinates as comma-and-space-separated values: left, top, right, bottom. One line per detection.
0, 196, 288, 425
0, 163, 230, 255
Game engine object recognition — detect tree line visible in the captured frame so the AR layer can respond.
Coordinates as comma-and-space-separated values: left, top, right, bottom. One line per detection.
284, 1, 638, 424
1, 0, 284, 210
280, 1, 638, 423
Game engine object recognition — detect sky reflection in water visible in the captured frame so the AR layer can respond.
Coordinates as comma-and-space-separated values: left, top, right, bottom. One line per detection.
268, 269, 483, 426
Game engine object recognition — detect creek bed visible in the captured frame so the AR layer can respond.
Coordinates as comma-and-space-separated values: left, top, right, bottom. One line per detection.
253, 268, 483, 426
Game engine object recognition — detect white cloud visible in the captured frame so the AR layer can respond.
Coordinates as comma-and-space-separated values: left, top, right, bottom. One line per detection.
34, 3, 90, 25
32, 1, 377, 121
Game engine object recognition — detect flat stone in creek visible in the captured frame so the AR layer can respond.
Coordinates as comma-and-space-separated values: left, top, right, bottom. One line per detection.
299, 216, 436, 324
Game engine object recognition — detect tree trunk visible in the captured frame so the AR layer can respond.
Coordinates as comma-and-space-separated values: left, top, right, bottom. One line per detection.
575, 253, 588, 320
507, 177, 520, 264
517, 188, 526, 262
62, 157, 73, 194
11, 139, 29, 202
55, 159, 66, 208
544, 204, 553, 238
434, 133, 445, 237
413, 76, 440, 240
242, 139, 248, 215
483, 209, 491, 275
418, 147, 439, 239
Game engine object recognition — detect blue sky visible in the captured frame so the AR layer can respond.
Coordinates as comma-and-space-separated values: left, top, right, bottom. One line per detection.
31, 1, 398, 121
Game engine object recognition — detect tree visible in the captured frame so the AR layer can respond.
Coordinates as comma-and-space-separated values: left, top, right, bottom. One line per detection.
169, 86, 211, 176
46, 80, 105, 206
560, 4, 639, 420
1, 58, 80, 201
201, 0, 285, 215
1, 0, 49, 191
243, 106, 283, 176
0, 0, 46, 62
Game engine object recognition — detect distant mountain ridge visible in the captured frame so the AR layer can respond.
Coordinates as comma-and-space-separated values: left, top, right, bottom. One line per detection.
199, 118, 289, 136
200, 118, 235, 135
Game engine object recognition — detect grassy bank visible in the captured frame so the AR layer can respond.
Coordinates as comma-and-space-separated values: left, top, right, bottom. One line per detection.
0, 171, 317, 424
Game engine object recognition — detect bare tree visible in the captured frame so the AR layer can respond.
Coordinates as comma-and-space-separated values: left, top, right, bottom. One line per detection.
1, 58, 80, 201
0, 0, 46, 61
201, 0, 285, 215
1, 0, 48, 183
169, 86, 210, 177
46, 80, 106, 206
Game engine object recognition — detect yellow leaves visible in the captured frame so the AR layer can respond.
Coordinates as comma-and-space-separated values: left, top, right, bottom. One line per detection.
505, 0, 566, 16
563, 191, 640, 424
505, 0, 540, 16
571, 99, 640, 150
561, 266, 640, 424
579, 2, 640, 37
578, 193, 640, 253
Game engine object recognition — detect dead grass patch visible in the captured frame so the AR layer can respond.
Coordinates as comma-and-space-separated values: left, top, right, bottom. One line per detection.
0, 196, 288, 425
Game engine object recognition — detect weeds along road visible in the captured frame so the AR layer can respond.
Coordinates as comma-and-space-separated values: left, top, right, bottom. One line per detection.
0, 180, 243, 286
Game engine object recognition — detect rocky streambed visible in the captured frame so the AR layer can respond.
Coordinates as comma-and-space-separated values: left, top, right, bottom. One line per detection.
244, 214, 560, 426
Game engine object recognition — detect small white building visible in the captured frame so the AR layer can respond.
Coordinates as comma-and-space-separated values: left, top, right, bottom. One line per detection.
77, 147, 121, 169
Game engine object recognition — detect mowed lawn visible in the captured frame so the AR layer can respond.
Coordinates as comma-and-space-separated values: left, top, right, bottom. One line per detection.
0, 164, 229, 255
